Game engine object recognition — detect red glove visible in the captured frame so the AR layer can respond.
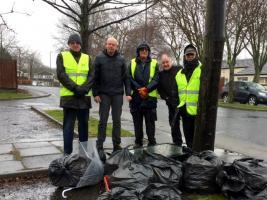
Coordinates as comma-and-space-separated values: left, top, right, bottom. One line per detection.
138, 87, 149, 99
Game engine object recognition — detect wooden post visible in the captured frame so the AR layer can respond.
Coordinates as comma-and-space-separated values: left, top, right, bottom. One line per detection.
193, 0, 226, 152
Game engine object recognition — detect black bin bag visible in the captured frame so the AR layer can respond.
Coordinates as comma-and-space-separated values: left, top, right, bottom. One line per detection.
139, 183, 182, 200
216, 158, 267, 200
183, 150, 224, 193
48, 154, 88, 187
110, 161, 154, 190
48, 140, 104, 198
105, 147, 134, 175
137, 151, 183, 188
97, 187, 139, 200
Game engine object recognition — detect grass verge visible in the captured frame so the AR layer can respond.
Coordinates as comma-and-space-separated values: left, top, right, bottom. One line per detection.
218, 100, 267, 111
44, 109, 133, 137
0, 89, 32, 100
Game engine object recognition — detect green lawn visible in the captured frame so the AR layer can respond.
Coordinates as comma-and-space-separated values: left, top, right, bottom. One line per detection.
0, 89, 32, 100
44, 109, 133, 137
218, 100, 267, 111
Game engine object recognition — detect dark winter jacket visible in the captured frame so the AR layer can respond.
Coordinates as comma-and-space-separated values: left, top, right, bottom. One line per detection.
128, 42, 159, 111
92, 50, 131, 97
56, 50, 94, 109
158, 65, 182, 106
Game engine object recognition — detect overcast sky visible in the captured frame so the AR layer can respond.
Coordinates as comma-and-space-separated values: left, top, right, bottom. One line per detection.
0, 0, 61, 68
1, 0, 251, 68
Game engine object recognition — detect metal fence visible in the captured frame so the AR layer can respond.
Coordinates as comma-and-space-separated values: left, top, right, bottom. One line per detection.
0, 59, 17, 89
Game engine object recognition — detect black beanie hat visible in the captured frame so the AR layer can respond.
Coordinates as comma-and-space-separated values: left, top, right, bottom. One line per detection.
67, 33, 82, 45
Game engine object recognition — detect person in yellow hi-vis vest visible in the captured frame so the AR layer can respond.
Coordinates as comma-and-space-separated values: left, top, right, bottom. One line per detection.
128, 42, 159, 148
56, 33, 94, 155
175, 44, 201, 148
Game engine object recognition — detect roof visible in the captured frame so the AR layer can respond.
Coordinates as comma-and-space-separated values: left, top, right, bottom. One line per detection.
222, 58, 267, 76
235, 65, 267, 76
221, 59, 253, 69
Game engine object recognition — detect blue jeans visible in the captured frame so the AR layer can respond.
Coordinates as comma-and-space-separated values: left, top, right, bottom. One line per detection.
63, 108, 89, 154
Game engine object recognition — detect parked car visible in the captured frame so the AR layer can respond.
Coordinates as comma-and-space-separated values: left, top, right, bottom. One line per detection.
221, 81, 267, 105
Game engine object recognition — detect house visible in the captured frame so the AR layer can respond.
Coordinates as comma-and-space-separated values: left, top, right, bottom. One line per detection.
32, 71, 59, 87
220, 59, 267, 88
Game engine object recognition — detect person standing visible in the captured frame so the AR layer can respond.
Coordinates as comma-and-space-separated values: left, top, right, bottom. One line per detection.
56, 33, 94, 155
158, 53, 183, 146
175, 44, 202, 148
129, 42, 159, 148
93, 37, 131, 153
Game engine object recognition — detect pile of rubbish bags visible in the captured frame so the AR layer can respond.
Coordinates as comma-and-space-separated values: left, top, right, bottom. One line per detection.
48, 141, 104, 189
48, 143, 267, 200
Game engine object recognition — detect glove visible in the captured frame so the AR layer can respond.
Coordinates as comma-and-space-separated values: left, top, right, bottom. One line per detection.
138, 87, 149, 99
74, 86, 87, 97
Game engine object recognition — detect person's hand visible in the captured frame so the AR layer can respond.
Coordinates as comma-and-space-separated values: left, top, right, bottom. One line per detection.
126, 95, 132, 102
94, 96, 101, 103
138, 87, 149, 99
74, 86, 87, 97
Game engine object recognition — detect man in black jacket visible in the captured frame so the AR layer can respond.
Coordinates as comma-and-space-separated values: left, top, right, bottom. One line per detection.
57, 33, 94, 155
158, 53, 183, 146
129, 42, 159, 148
93, 37, 131, 153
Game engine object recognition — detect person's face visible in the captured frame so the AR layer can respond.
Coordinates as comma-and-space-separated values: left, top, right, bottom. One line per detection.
69, 42, 81, 52
185, 52, 196, 61
161, 55, 172, 71
139, 48, 149, 60
106, 39, 118, 55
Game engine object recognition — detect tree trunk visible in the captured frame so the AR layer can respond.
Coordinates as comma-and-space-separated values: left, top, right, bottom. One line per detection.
193, 0, 226, 152
80, 0, 89, 54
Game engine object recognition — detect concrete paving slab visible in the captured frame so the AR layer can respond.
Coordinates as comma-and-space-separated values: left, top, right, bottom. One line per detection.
50, 140, 63, 147
22, 154, 62, 169
20, 146, 61, 157
0, 161, 24, 174
215, 148, 244, 163
14, 141, 52, 149
0, 144, 13, 154
0, 154, 14, 162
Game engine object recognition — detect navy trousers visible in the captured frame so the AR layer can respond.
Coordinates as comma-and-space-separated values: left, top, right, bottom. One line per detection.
63, 107, 89, 154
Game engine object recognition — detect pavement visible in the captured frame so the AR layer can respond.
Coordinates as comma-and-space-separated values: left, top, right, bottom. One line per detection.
0, 85, 263, 179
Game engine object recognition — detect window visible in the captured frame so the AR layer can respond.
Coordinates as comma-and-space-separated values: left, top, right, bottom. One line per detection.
237, 77, 248, 81
259, 77, 267, 84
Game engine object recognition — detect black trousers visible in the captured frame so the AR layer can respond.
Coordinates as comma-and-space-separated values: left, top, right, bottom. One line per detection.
131, 108, 157, 145
167, 104, 183, 146
179, 106, 196, 148
96, 94, 123, 147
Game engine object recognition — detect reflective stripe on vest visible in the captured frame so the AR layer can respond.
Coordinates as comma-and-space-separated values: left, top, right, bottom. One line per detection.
175, 64, 201, 115
130, 58, 158, 97
60, 51, 92, 96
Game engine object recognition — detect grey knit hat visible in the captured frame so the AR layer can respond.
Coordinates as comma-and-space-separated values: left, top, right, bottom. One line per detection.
67, 33, 82, 45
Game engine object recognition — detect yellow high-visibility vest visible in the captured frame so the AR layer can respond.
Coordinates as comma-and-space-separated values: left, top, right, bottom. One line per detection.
130, 58, 158, 97
60, 51, 92, 96
175, 63, 202, 115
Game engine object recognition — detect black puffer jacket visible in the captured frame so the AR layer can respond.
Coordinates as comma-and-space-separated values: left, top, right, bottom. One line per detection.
56, 50, 94, 109
158, 65, 182, 107
128, 42, 159, 111
92, 50, 131, 96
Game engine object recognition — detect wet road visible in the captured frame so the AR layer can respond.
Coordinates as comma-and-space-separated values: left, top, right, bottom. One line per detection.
5, 85, 266, 148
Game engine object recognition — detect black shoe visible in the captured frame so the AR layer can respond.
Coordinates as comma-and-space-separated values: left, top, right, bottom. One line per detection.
113, 144, 122, 153
133, 143, 143, 149
147, 142, 157, 147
